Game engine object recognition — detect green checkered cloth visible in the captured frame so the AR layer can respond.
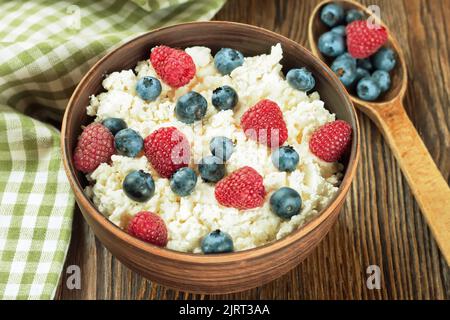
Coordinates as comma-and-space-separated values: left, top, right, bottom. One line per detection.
0, 0, 225, 300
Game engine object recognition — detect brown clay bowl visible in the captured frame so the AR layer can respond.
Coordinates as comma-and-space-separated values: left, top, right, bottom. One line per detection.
61, 21, 360, 294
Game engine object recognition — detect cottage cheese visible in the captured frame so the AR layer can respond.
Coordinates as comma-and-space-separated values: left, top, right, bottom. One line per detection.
85, 44, 344, 253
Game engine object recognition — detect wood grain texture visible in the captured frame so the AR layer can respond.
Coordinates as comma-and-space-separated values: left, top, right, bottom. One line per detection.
56, 0, 450, 300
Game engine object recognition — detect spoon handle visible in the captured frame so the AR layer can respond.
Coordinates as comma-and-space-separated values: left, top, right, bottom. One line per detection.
366, 99, 450, 265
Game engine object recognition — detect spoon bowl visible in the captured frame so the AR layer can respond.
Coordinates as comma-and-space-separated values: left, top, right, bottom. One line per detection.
309, 0, 407, 106
309, 0, 450, 265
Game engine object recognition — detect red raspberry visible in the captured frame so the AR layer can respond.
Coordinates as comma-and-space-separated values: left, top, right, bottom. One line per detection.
240, 99, 288, 148
150, 45, 196, 88
346, 20, 388, 59
215, 166, 266, 210
73, 123, 115, 173
127, 211, 168, 247
144, 126, 190, 178
309, 120, 352, 162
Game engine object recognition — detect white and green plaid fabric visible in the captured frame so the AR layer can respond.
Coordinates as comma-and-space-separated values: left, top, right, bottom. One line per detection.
0, 0, 225, 300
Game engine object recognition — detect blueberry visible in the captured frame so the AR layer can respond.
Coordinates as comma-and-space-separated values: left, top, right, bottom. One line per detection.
331, 25, 346, 36
331, 55, 357, 87
214, 48, 244, 75
357, 58, 373, 71
357, 77, 381, 101
123, 170, 155, 202
320, 3, 344, 27
345, 9, 364, 23
212, 85, 238, 111
201, 229, 234, 254
135, 76, 162, 101
270, 187, 302, 219
318, 31, 346, 57
114, 128, 143, 157
170, 167, 197, 197
102, 118, 127, 136
210, 136, 234, 161
355, 67, 370, 81
286, 68, 316, 92
372, 47, 397, 72
198, 156, 226, 182
271, 146, 299, 172
372, 70, 391, 93
175, 91, 208, 124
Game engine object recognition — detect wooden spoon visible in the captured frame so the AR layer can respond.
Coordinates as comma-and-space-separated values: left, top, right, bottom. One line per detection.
308, 0, 450, 264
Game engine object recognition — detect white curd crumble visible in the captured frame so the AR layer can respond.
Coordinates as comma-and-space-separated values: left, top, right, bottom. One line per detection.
84, 44, 344, 253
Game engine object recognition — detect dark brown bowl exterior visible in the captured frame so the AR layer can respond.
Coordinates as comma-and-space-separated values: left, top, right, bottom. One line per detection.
62, 21, 360, 294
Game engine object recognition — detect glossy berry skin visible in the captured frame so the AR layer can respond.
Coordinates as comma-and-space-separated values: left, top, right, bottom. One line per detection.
144, 127, 190, 178
331, 25, 346, 36
241, 99, 288, 148
271, 146, 299, 172
215, 166, 265, 210
320, 3, 344, 27
210, 136, 234, 162
270, 187, 302, 219
331, 55, 357, 87
355, 67, 371, 82
346, 20, 388, 59
170, 167, 197, 197
127, 211, 168, 247
114, 128, 144, 158
201, 230, 234, 254
198, 156, 226, 183
102, 118, 127, 136
73, 123, 115, 173
175, 91, 208, 124
150, 45, 195, 88
372, 47, 396, 71
357, 76, 381, 101
212, 85, 238, 111
371, 70, 391, 93
214, 48, 244, 75
286, 68, 316, 92
135, 76, 162, 101
318, 31, 346, 57
345, 9, 364, 23
123, 170, 155, 202
309, 120, 353, 162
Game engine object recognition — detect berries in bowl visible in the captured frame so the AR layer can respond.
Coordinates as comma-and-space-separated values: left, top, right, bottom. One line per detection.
311, 1, 398, 102
61, 22, 359, 293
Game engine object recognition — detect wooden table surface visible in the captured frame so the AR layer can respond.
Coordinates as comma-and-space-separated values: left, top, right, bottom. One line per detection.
56, 0, 450, 300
